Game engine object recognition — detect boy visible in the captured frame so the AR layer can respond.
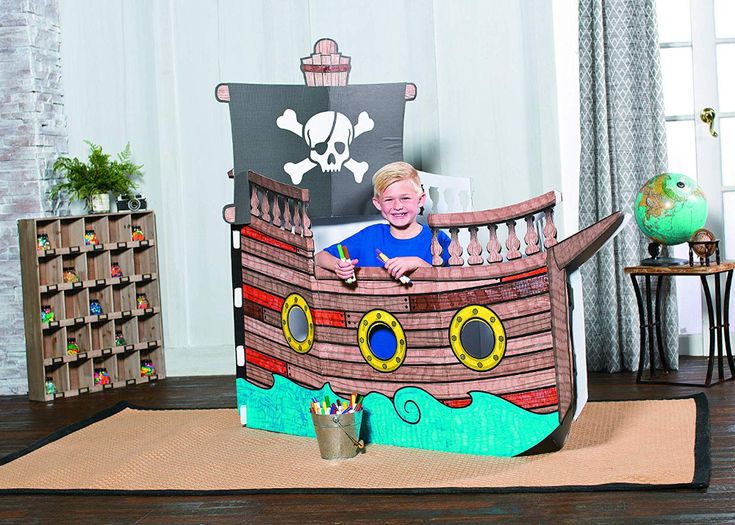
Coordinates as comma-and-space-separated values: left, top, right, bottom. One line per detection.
316, 162, 451, 281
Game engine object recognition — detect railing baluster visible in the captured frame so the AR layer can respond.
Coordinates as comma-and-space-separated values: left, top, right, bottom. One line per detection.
431, 228, 443, 266
486, 224, 502, 263
506, 220, 521, 260
250, 184, 260, 218
283, 198, 292, 232
448, 227, 464, 266
302, 202, 312, 237
293, 201, 302, 235
467, 226, 483, 265
261, 189, 271, 223
543, 208, 557, 247
524, 215, 540, 255
272, 194, 282, 228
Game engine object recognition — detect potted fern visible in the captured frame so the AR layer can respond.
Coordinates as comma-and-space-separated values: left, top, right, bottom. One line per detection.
50, 141, 144, 213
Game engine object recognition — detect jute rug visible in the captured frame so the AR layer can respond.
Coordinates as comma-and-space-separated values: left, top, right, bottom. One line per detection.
0, 394, 709, 494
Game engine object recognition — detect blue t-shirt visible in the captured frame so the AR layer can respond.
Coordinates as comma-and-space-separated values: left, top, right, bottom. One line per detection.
324, 223, 451, 267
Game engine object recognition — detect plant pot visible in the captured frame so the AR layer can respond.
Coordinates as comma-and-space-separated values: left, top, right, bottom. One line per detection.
88, 193, 110, 214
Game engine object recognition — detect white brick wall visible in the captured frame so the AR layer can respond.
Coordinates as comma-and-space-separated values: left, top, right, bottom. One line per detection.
0, 0, 67, 395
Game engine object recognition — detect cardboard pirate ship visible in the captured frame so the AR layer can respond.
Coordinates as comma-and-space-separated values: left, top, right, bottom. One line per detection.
218, 39, 623, 456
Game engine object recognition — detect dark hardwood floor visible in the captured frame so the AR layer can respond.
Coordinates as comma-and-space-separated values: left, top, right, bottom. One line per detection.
0, 356, 733, 524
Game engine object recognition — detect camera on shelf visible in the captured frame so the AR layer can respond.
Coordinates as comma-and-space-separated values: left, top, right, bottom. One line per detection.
117, 194, 147, 212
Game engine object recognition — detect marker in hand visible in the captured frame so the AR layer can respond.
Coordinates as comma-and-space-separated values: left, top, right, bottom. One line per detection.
376, 248, 413, 286
337, 244, 356, 284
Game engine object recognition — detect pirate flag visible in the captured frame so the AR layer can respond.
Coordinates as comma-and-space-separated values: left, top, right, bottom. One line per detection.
226, 83, 406, 221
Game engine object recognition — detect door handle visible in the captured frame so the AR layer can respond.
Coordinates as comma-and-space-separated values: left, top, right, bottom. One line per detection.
700, 107, 718, 137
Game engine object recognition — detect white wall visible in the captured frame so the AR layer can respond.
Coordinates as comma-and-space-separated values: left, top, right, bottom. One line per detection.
57, 0, 564, 375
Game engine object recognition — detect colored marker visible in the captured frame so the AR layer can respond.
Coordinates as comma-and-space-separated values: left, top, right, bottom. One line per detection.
375, 249, 412, 285
337, 244, 356, 284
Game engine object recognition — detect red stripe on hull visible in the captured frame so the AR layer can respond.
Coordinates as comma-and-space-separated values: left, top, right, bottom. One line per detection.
243, 284, 284, 311
442, 398, 472, 408
501, 387, 558, 409
241, 226, 297, 252
312, 309, 346, 327
500, 267, 548, 283
246, 347, 287, 375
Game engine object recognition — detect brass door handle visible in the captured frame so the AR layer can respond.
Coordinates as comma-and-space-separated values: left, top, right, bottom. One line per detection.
700, 107, 718, 137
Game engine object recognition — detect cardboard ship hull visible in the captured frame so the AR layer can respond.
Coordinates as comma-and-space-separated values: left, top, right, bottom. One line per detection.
225, 171, 624, 455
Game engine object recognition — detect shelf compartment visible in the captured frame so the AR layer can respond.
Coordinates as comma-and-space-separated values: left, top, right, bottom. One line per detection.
133, 246, 157, 275
66, 324, 92, 358
108, 214, 132, 243
39, 256, 63, 287
61, 252, 87, 283
115, 317, 139, 350
42, 326, 67, 360
138, 312, 162, 342
83, 216, 110, 247
91, 319, 115, 352
112, 282, 136, 312
64, 288, 90, 320
134, 280, 159, 310
130, 213, 155, 242
35, 219, 61, 254
68, 359, 94, 393
88, 286, 113, 317
111, 248, 134, 278
87, 250, 112, 281
60, 217, 84, 248
117, 349, 141, 381
92, 355, 118, 390
43, 362, 70, 399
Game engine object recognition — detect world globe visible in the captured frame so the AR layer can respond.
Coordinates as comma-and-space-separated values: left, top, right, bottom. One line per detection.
634, 173, 708, 246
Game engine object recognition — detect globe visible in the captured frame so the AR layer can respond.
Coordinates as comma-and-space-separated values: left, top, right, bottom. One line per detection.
634, 173, 708, 246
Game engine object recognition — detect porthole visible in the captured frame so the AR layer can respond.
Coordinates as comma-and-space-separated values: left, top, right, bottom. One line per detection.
449, 305, 506, 371
281, 293, 314, 354
357, 310, 406, 373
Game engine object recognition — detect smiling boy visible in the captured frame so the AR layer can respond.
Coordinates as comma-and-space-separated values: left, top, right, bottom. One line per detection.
316, 162, 451, 281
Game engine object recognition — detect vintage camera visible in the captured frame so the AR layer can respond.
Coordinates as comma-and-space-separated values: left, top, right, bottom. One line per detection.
117, 194, 147, 212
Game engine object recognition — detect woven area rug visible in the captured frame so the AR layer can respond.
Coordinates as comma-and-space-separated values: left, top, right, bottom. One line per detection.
0, 394, 709, 495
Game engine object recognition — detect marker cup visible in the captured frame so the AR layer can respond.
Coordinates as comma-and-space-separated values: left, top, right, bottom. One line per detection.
311, 411, 364, 460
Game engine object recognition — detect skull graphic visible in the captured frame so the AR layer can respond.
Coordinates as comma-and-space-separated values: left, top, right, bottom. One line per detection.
276, 108, 374, 184
304, 111, 352, 172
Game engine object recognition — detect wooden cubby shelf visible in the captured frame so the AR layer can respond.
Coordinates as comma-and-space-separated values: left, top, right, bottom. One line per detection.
18, 211, 166, 402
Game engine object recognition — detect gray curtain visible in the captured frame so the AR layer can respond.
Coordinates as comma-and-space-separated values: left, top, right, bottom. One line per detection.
578, 0, 679, 372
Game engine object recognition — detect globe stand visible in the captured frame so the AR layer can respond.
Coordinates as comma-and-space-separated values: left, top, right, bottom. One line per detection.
640, 242, 688, 267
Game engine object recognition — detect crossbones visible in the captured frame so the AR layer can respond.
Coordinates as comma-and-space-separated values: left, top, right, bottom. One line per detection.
276, 109, 374, 184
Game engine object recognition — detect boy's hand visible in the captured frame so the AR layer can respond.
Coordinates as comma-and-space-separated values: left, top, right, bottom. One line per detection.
334, 258, 358, 280
383, 256, 429, 279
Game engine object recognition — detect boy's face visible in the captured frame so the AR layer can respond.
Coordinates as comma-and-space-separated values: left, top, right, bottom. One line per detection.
372, 179, 426, 230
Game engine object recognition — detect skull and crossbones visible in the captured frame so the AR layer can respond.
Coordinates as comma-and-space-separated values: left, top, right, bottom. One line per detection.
276, 109, 374, 184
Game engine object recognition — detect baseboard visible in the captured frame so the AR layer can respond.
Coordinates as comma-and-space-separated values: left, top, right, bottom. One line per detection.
164, 345, 235, 376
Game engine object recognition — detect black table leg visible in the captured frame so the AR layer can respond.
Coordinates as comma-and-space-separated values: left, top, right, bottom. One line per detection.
631, 274, 646, 383
724, 270, 735, 376
645, 275, 656, 379
701, 275, 716, 386
715, 272, 725, 382
654, 275, 671, 373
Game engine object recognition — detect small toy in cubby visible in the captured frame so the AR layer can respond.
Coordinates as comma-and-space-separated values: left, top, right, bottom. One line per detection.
136, 293, 149, 309
63, 267, 80, 284
140, 359, 156, 377
114, 330, 126, 346
110, 261, 123, 278
131, 225, 145, 241
37, 233, 51, 250
94, 368, 111, 385
84, 229, 100, 246
89, 299, 103, 315
66, 337, 80, 356
41, 305, 55, 323
44, 377, 56, 395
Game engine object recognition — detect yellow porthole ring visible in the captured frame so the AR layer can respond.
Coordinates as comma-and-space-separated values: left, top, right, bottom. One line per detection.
281, 293, 314, 354
357, 309, 407, 373
449, 305, 506, 372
